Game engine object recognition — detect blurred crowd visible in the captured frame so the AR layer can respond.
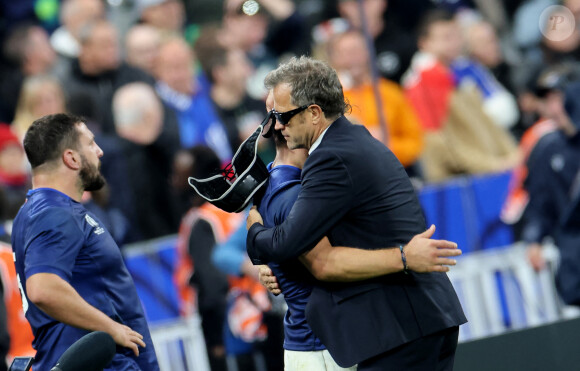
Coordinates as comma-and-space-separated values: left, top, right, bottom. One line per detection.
1, 0, 580, 369
0, 0, 579, 244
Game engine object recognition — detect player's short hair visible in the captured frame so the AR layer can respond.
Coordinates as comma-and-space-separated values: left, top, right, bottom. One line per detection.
24, 113, 84, 169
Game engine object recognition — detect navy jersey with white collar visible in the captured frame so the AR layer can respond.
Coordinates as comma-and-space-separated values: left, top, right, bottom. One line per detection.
258, 164, 325, 351
12, 188, 159, 371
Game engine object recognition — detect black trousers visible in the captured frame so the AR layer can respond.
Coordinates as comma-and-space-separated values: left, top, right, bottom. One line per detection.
358, 326, 460, 371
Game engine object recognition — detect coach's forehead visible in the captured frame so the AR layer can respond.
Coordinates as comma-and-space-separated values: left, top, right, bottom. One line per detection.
272, 83, 293, 110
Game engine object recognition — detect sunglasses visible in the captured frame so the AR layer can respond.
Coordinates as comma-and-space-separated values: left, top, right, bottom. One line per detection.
271, 104, 314, 125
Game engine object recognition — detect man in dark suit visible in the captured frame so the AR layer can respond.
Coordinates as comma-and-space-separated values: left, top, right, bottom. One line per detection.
246, 56, 467, 370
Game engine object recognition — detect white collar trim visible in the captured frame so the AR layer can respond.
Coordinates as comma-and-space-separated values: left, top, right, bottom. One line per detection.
309, 125, 331, 155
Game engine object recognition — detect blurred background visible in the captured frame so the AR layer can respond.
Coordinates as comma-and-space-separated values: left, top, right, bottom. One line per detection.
1, 0, 580, 370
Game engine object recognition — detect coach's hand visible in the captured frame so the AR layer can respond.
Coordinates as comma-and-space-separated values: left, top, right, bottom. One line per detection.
405, 225, 461, 273
258, 265, 281, 295
246, 206, 264, 230
109, 322, 146, 356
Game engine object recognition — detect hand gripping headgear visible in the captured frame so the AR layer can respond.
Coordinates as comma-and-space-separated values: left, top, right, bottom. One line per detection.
187, 111, 275, 213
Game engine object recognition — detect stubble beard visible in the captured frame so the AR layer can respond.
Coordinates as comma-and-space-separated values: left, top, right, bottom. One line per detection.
286, 137, 307, 150
79, 155, 106, 192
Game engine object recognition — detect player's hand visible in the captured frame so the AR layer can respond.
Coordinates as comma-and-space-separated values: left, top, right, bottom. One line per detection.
405, 225, 461, 273
527, 243, 545, 271
258, 265, 281, 295
246, 206, 264, 230
109, 323, 146, 356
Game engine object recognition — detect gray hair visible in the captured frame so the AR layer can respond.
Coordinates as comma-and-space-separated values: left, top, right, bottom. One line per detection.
264, 56, 350, 119
78, 19, 113, 45
112, 82, 161, 128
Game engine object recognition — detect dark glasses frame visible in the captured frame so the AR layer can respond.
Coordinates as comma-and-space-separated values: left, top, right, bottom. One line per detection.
271, 104, 314, 125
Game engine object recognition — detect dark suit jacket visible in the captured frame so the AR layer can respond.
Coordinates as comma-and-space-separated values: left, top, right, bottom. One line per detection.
247, 117, 466, 367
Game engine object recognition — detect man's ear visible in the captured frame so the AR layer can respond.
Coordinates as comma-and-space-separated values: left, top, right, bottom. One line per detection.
62, 149, 81, 170
310, 104, 324, 125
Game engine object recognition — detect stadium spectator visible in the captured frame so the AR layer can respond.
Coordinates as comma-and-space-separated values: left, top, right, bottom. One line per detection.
327, 0, 418, 83
111, 82, 180, 241
172, 145, 244, 371
220, 0, 308, 99
56, 19, 154, 135
0, 24, 56, 123
511, 1, 580, 127
455, 21, 520, 130
49, 0, 105, 61
138, 0, 186, 36
523, 80, 580, 273
12, 74, 66, 142
213, 219, 284, 371
403, 9, 519, 182
194, 24, 275, 162
124, 24, 161, 76
501, 65, 577, 231
326, 29, 423, 171
465, 20, 516, 93
154, 36, 233, 162
0, 242, 35, 365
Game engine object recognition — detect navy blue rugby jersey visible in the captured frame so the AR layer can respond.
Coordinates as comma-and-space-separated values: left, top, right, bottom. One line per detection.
258, 164, 325, 351
12, 188, 159, 371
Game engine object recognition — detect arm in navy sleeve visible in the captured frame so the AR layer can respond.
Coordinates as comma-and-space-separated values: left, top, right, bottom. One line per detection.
522, 144, 558, 243
24, 208, 84, 281
247, 149, 354, 264
24, 209, 146, 355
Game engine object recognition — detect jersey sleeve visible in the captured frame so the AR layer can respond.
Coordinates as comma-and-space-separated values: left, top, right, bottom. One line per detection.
273, 184, 301, 226
24, 207, 84, 282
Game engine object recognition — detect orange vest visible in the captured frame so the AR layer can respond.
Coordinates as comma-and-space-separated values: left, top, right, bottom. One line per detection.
344, 78, 423, 167
173, 203, 244, 316
501, 119, 558, 223
0, 243, 35, 359
173, 205, 270, 342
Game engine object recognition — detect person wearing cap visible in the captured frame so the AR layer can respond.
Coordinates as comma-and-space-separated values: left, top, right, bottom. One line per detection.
500, 66, 572, 231
520, 67, 580, 296
245, 56, 466, 370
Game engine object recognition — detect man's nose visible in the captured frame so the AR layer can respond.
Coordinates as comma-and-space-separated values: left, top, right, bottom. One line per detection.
274, 120, 285, 131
